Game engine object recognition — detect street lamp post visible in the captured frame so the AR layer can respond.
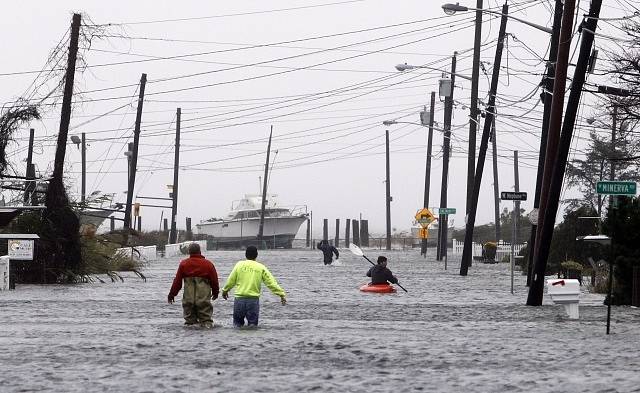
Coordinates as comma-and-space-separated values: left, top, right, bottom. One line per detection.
383, 92, 437, 257
442, 3, 552, 33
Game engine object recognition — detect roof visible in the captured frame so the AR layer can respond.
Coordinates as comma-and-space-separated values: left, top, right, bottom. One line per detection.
0, 234, 40, 239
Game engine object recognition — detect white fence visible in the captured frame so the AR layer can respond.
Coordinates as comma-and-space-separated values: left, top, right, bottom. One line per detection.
452, 239, 526, 261
164, 240, 207, 258
115, 246, 157, 261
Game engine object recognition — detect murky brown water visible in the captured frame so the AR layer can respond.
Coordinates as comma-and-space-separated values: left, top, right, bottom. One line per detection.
1, 249, 639, 392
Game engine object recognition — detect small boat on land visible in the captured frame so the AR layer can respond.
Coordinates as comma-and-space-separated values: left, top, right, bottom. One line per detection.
359, 283, 397, 294
196, 194, 307, 249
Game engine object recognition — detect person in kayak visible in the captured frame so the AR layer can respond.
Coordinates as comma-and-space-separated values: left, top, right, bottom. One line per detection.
317, 240, 339, 265
366, 256, 399, 285
168, 242, 219, 328
221, 246, 286, 328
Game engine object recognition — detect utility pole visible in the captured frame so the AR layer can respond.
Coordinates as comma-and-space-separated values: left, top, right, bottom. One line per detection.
421, 93, 436, 257
24, 128, 35, 204
81, 132, 86, 204
437, 52, 457, 261
527, 0, 601, 306
514, 150, 520, 244
257, 126, 273, 244
47, 13, 81, 204
491, 118, 501, 242
385, 129, 392, 251
169, 108, 181, 244
123, 73, 147, 230
44, 13, 82, 273
467, 0, 484, 216
526, 0, 563, 286
460, 3, 508, 276
609, 104, 618, 178
531, 0, 576, 269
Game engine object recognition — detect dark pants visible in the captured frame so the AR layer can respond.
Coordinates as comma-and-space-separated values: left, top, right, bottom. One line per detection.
182, 277, 213, 325
233, 297, 260, 327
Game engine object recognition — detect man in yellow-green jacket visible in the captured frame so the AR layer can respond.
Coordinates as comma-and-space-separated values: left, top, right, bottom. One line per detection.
222, 245, 286, 327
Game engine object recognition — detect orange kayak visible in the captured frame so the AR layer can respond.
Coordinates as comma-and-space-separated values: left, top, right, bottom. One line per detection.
359, 283, 397, 293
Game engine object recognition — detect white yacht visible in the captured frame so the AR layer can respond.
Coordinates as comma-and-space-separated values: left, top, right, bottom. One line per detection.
196, 194, 308, 248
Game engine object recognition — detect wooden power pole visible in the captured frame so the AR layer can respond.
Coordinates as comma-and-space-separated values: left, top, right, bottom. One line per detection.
123, 73, 147, 230
24, 128, 35, 204
526, 0, 563, 286
257, 127, 273, 245
528, 0, 602, 306
437, 52, 457, 261
460, 3, 509, 276
169, 108, 181, 244
44, 13, 82, 272
385, 129, 392, 251
421, 92, 436, 257
491, 118, 501, 242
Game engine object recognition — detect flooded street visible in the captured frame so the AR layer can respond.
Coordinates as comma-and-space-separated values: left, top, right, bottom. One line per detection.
1, 249, 639, 392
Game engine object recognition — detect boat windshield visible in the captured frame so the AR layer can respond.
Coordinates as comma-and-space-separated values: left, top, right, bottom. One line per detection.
229, 208, 290, 220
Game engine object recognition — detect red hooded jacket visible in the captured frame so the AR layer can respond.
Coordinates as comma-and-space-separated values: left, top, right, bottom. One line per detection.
168, 254, 220, 298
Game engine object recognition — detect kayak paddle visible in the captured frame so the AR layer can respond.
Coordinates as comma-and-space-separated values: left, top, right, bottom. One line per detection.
348, 244, 407, 292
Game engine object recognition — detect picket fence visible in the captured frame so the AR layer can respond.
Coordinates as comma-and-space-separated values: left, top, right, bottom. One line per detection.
452, 239, 526, 261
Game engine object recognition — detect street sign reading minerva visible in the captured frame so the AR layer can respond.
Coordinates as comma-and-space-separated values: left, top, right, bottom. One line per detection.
500, 192, 527, 201
437, 207, 456, 215
596, 181, 637, 196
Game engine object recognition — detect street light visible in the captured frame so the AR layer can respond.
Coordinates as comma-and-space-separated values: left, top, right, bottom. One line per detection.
395, 63, 472, 81
442, 3, 553, 34
382, 120, 450, 136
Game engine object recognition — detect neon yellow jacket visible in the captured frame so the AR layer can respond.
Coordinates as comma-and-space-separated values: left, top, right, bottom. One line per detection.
222, 259, 285, 298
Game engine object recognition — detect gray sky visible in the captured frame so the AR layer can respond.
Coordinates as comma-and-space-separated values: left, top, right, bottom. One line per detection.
0, 0, 630, 236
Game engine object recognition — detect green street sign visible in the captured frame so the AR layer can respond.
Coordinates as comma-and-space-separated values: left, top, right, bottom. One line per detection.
437, 207, 456, 215
596, 181, 637, 196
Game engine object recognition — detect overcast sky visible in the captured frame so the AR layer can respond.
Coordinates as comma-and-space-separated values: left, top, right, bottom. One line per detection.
0, 0, 631, 237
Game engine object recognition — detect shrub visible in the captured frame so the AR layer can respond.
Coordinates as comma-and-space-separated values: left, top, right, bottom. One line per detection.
560, 260, 583, 271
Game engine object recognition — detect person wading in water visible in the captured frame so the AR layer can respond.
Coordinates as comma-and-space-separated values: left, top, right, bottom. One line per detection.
168, 242, 220, 328
317, 240, 339, 265
366, 256, 399, 285
221, 246, 286, 328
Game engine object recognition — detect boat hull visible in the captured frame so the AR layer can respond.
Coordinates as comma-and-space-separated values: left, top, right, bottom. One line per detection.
359, 283, 397, 293
196, 215, 307, 249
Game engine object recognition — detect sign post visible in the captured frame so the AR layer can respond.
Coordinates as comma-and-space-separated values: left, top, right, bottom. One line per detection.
501, 192, 527, 294
433, 207, 456, 270
0, 234, 39, 290
415, 208, 436, 258
595, 180, 635, 334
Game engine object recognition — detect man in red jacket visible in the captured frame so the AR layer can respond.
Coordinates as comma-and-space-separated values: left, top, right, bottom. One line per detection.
168, 242, 219, 328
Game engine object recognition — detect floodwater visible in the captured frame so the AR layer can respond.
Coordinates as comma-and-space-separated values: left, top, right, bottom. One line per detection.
1, 249, 639, 392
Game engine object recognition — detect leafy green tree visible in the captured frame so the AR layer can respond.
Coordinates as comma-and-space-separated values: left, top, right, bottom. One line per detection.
566, 129, 638, 216
603, 196, 640, 305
